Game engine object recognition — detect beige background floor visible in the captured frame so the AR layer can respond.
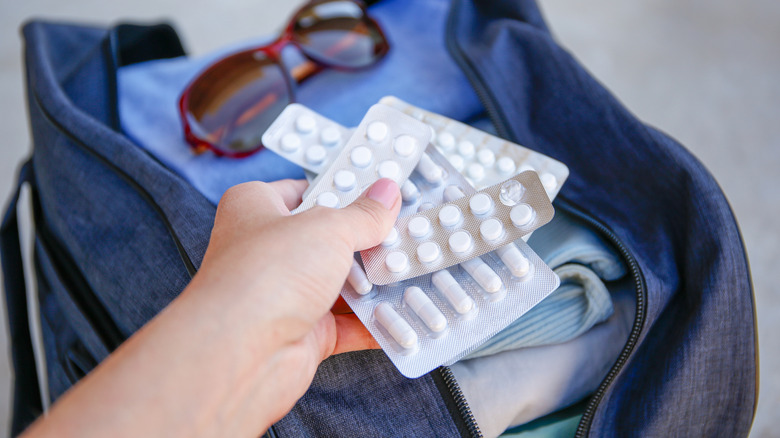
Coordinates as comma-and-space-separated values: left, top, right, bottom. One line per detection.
0, 0, 777, 436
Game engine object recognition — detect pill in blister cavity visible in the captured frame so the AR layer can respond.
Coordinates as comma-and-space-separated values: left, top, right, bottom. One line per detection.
480, 218, 504, 241
347, 260, 373, 295
438, 205, 462, 227
401, 180, 421, 203
367, 121, 388, 142
378, 160, 401, 181
418, 202, 435, 212
477, 149, 495, 167
458, 140, 475, 158
320, 126, 341, 145
499, 180, 526, 206
469, 193, 493, 215
404, 287, 447, 333
467, 163, 485, 182
374, 302, 418, 349
417, 154, 444, 185
280, 133, 301, 152
393, 135, 418, 157
449, 155, 465, 172
417, 242, 441, 263
316, 192, 339, 208
295, 115, 316, 133
540, 173, 558, 193
431, 270, 475, 315
495, 244, 531, 277
437, 131, 455, 150
449, 231, 473, 254
334, 170, 356, 191
497, 157, 516, 174
382, 227, 399, 246
385, 251, 409, 273
510, 204, 534, 227
461, 257, 503, 293
519, 163, 535, 173
443, 185, 467, 202
408, 216, 431, 238
350, 146, 372, 168
305, 145, 327, 165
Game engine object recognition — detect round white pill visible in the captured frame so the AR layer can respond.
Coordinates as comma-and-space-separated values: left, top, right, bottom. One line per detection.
439, 205, 462, 227
437, 131, 456, 150
333, 170, 356, 192
467, 163, 485, 181
408, 216, 431, 238
477, 149, 496, 167
385, 251, 409, 273
305, 145, 327, 165
400, 180, 420, 203
540, 172, 558, 192
377, 160, 401, 181
449, 155, 465, 172
469, 193, 493, 216
417, 242, 441, 264
418, 202, 435, 212
393, 135, 417, 157
295, 115, 316, 133
280, 133, 301, 152
458, 140, 475, 158
519, 163, 535, 173
449, 231, 473, 254
320, 126, 341, 145
315, 192, 339, 208
497, 157, 516, 174
382, 227, 399, 246
510, 204, 534, 227
350, 146, 372, 168
366, 121, 388, 142
480, 218, 504, 241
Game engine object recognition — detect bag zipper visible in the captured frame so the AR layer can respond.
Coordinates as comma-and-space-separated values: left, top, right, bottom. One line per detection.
437, 366, 483, 437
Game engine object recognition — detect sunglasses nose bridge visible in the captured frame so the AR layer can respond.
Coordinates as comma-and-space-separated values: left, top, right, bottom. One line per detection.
263, 33, 297, 61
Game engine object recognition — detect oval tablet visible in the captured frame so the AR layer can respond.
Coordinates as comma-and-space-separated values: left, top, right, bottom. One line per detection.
374, 302, 417, 349
404, 287, 447, 333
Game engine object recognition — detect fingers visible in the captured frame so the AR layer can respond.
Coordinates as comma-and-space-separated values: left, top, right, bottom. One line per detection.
267, 179, 309, 212
331, 314, 380, 355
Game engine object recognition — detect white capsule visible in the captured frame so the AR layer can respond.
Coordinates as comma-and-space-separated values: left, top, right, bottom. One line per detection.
350, 146, 372, 168
385, 251, 409, 273
510, 204, 534, 227
449, 155, 465, 172
432, 270, 474, 314
295, 115, 316, 133
400, 180, 421, 203
438, 205, 462, 227
437, 131, 456, 150
333, 170, 356, 192
467, 163, 485, 181
366, 121, 388, 142
461, 257, 503, 293
404, 286, 447, 333
305, 145, 327, 165
377, 160, 401, 181
449, 231, 473, 254
443, 185, 467, 202
320, 126, 341, 145
280, 133, 301, 152
416, 153, 443, 185
497, 156, 516, 174
374, 302, 418, 349
480, 218, 504, 241
347, 260, 373, 295
469, 193, 493, 216
495, 244, 531, 277
477, 149, 496, 167
458, 140, 475, 158
382, 227, 399, 246
315, 192, 339, 208
393, 135, 418, 157
408, 216, 431, 238
417, 242, 441, 264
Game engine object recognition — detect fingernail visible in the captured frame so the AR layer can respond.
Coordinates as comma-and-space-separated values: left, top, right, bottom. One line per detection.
366, 178, 400, 210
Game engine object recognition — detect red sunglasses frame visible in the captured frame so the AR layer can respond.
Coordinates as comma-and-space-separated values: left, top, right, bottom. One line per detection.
178, 0, 389, 158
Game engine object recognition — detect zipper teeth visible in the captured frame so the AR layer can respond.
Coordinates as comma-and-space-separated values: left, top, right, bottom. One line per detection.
440, 366, 483, 437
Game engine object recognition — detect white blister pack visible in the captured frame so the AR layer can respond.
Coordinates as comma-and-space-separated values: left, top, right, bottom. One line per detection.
261, 103, 353, 174
292, 103, 431, 214
379, 96, 570, 198
399, 146, 474, 217
360, 171, 554, 285
342, 244, 559, 378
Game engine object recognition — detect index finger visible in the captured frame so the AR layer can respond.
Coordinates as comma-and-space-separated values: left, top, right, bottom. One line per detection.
268, 179, 309, 212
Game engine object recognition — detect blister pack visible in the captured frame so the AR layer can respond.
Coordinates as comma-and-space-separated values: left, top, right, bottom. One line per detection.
379, 96, 570, 197
342, 243, 559, 378
399, 146, 474, 217
360, 171, 554, 285
261, 103, 353, 174
292, 103, 431, 214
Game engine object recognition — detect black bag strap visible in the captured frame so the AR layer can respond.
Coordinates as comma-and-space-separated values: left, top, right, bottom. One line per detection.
1, 159, 43, 436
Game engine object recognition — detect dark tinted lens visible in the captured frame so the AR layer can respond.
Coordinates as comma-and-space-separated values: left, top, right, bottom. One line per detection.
184, 50, 290, 154
292, 0, 386, 68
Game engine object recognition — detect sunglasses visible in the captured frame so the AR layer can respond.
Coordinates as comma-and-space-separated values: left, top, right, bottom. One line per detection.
178, 0, 389, 158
